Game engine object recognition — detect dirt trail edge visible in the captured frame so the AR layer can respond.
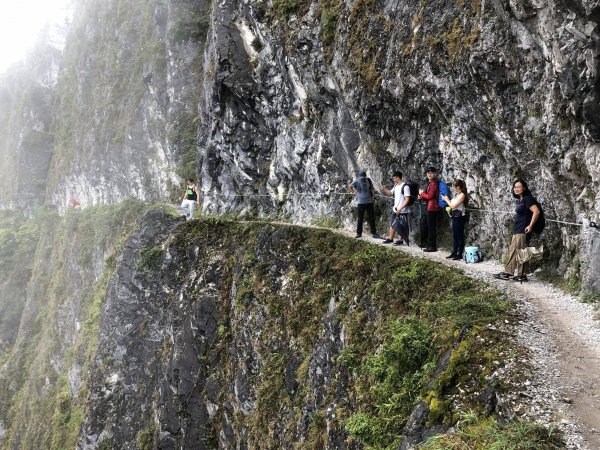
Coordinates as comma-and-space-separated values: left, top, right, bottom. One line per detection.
337, 229, 600, 450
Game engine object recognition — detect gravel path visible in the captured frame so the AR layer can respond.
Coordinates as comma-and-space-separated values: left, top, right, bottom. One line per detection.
340, 231, 600, 449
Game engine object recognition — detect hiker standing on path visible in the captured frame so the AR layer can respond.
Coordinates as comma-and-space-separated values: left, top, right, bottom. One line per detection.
418, 167, 441, 252
381, 171, 412, 246
181, 178, 199, 221
348, 170, 380, 239
442, 179, 468, 260
493, 178, 541, 282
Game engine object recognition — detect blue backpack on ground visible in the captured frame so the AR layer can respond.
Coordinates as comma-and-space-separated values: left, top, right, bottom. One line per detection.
464, 246, 483, 264
438, 180, 449, 208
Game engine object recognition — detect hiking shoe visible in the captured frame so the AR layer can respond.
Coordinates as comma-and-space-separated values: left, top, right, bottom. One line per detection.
452, 255, 463, 261
512, 275, 528, 283
383, 239, 394, 244
394, 240, 404, 246
493, 272, 511, 280
446, 253, 457, 259
423, 247, 437, 252
355, 235, 362, 238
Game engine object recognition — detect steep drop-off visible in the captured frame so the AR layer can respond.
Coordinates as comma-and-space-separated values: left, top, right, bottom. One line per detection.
0, 41, 61, 211
0, 201, 150, 449
0, 207, 564, 449
1, 0, 600, 447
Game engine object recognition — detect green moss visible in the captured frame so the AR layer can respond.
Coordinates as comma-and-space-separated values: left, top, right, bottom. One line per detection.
169, 1, 211, 43
582, 292, 600, 306
98, 439, 117, 450
270, 0, 305, 19
420, 411, 564, 449
343, 318, 436, 447
48, 383, 85, 450
311, 216, 342, 229
168, 219, 528, 448
345, 0, 389, 91
139, 245, 163, 269
345, 412, 395, 448
249, 352, 289, 443
318, 0, 342, 59
306, 411, 327, 449
137, 426, 156, 450
0, 199, 150, 449
401, 0, 481, 67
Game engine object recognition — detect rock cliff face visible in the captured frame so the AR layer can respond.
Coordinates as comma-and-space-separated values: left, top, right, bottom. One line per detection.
198, 0, 600, 289
0, 209, 563, 449
0, 202, 148, 449
0, 43, 61, 211
1, 1, 598, 447
2, 0, 599, 289
75, 212, 513, 449
1, 0, 208, 211
45, 0, 209, 208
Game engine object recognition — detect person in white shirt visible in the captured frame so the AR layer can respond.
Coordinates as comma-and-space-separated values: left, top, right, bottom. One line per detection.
380, 171, 413, 245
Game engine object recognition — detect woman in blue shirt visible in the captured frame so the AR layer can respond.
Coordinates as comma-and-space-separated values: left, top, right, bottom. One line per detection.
493, 178, 541, 282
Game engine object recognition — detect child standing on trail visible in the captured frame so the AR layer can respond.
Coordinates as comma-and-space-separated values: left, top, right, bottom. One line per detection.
418, 167, 441, 252
493, 178, 541, 282
181, 178, 199, 221
380, 171, 412, 246
442, 179, 468, 260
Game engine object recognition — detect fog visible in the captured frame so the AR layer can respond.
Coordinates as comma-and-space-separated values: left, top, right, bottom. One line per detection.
0, 0, 71, 73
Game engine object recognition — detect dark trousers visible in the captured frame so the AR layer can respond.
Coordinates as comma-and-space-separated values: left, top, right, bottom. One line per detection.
357, 203, 376, 236
452, 215, 466, 256
425, 210, 439, 249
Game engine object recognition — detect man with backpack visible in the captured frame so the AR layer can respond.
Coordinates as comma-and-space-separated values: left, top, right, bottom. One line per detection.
349, 170, 380, 239
380, 171, 415, 245
418, 166, 441, 252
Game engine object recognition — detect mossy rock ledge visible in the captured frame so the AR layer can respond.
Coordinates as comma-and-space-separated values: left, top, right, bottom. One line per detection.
70, 211, 562, 449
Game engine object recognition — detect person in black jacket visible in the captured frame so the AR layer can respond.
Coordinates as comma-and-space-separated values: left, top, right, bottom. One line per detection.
493, 178, 541, 282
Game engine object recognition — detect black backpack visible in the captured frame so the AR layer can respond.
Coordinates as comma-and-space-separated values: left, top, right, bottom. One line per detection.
533, 200, 546, 234
402, 181, 419, 206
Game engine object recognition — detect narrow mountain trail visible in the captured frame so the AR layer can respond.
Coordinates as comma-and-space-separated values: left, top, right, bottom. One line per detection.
334, 229, 600, 449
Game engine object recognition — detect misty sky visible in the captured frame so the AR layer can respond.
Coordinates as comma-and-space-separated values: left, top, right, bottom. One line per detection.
0, 0, 71, 73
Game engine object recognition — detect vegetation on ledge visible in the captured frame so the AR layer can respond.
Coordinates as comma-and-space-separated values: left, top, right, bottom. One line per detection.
170, 218, 563, 449
0, 199, 150, 450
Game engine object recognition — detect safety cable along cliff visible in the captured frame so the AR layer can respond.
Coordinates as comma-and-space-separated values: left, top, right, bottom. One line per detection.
201, 191, 600, 231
